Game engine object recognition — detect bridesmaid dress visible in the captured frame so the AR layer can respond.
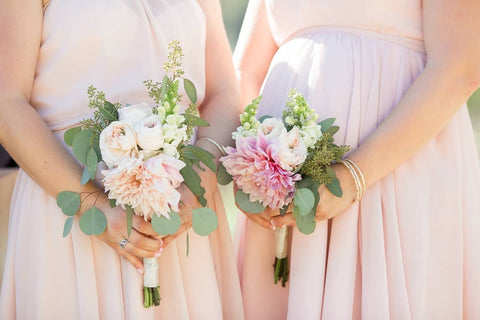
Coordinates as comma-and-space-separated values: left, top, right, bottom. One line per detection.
236, 0, 480, 319
0, 1, 243, 319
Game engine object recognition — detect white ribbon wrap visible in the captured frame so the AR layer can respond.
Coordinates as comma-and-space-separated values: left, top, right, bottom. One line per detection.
143, 257, 159, 288
274, 227, 288, 259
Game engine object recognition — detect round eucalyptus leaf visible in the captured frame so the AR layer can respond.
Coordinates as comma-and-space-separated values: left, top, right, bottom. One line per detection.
56, 191, 81, 216
295, 213, 316, 235
64, 126, 81, 147
151, 212, 181, 236
192, 207, 218, 236
63, 216, 74, 238
235, 190, 265, 214
294, 188, 315, 216
216, 162, 233, 186
79, 207, 107, 236
72, 129, 93, 165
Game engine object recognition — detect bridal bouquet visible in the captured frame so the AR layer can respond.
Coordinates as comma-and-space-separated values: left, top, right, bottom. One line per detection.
56, 41, 218, 307
219, 90, 349, 286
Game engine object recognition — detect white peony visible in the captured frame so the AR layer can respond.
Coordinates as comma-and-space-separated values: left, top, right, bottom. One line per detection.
136, 115, 165, 151
100, 121, 137, 167
278, 126, 307, 171
259, 118, 286, 140
118, 102, 153, 127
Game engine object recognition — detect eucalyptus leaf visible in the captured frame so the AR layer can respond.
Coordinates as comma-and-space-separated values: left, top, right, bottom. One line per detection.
180, 165, 207, 206
295, 212, 316, 234
192, 207, 218, 236
324, 126, 339, 136
181, 113, 209, 127
326, 166, 337, 180
279, 205, 289, 217
63, 216, 74, 237
80, 167, 90, 185
151, 212, 182, 236
216, 162, 232, 186
126, 206, 133, 237
235, 190, 265, 214
319, 118, 335, 133
72, 129, 93, 164
86, 147, 98, 180
64, 126, 82, 147
109, 199, 116, 208
182, 145, 216, 172
294, 188, 315, 216
79, 207, 107, 235
183, 78, 197, 104
56, 191, 81, 216
326, 178, 343, 198
258, 115, 273, 123
99, 101, 118, 121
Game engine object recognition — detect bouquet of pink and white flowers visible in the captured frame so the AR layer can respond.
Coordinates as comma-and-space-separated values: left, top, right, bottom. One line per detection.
219, 90, 349, 286
56, 41, 218, 307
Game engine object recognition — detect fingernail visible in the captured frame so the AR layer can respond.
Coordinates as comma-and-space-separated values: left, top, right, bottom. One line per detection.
154, 247, 164, 257
137, 268, 144, 275
270, 225, 276, 231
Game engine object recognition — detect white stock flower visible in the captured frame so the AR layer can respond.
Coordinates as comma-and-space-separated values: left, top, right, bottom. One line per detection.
278, 127, 307, 171
118, 102, 153, 127
100, 121, 137, 167
136, 115, 165, 151
163, 124, 188, 147
259, 118, 286, 140
301, 123, 322, 148
163, 143, 180, 158
165, 114, 185, 126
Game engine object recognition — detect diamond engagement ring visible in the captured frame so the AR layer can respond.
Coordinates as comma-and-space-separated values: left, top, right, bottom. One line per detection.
119, 238, 129, 249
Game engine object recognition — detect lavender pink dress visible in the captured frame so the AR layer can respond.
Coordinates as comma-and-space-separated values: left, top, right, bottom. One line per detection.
235, 0, 480, 319
0, 1, 243, 319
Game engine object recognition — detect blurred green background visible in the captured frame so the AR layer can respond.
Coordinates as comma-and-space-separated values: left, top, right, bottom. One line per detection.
219, 0, 480, 143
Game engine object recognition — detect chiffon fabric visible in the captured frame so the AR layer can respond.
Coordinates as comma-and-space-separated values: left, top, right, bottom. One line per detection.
236, 0, 480, 319
0, 1, 243, 319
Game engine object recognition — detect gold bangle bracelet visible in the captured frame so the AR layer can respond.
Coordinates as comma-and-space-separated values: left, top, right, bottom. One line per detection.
344, 159, 366, 199
197, 137, 227, 157
339, 160, 362, 201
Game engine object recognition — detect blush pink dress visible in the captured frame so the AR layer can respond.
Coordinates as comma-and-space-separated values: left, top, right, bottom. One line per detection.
0, 1, 243, 319
235, 0, 480, 319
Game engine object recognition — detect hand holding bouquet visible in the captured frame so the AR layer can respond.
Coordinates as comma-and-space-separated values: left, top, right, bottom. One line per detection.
220, 90, 349, 286
56, 41, 218, 307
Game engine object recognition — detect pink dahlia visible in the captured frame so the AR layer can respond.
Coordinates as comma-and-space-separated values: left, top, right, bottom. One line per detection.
102, 154, 185, 220
221, 133, 301, 209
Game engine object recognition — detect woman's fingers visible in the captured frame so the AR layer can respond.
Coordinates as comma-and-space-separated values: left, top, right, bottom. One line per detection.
132, 215, 158, 237
127, 229, 163, 253
117, 247, 145, 274
271, 213, 296, 228
246, 212, 275, 230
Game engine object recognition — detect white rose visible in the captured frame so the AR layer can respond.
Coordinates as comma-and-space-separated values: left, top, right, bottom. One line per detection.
118, 102, 153, 127
259, 118, 286, 140
301, 123, 322, 148
136, 115, 165, 151
100, 121, 137, 167
278, 127, 307, 171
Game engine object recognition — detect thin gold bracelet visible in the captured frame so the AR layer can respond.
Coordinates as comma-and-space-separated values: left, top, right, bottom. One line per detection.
344, 159, 366, 199
339, 160, 362, 201
197, 137, 227, 156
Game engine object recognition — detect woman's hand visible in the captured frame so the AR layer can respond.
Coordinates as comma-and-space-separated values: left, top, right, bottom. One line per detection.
234, 183, 277, 231
160, 166, 219, 248
271, 163, 357, 228
86, 194, 163, 274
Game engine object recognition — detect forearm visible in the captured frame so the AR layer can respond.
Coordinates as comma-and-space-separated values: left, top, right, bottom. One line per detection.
196, 86, 241, 159
348, 64, 480, 187
0, 97, 98, 198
